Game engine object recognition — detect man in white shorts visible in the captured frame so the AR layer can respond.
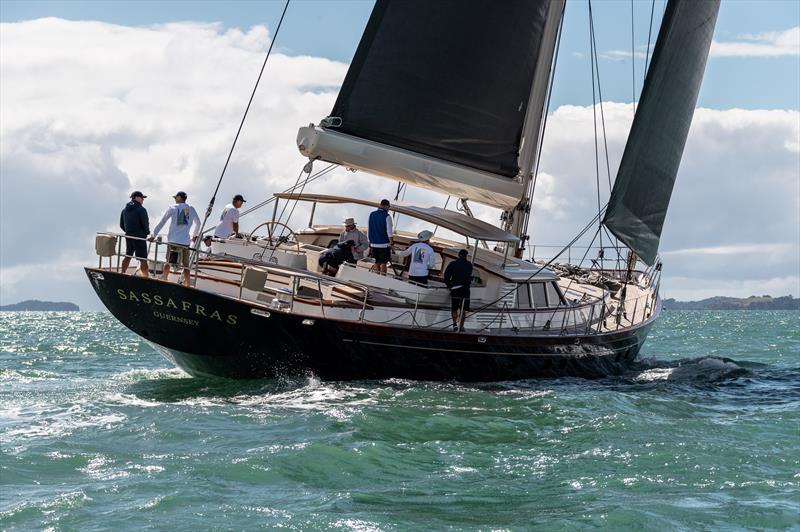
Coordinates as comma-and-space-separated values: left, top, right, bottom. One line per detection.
151, 191, 201, 287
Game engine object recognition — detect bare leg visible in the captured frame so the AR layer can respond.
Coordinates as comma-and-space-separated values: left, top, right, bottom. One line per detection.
139, 260, 150, 278
162, 264, 172, 281
451, 310, 458, 330
182, 269, 190, 287
120, 256, 132, 274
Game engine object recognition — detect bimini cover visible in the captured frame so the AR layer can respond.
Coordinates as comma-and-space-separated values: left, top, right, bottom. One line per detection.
603, 0, 720, 265
328, 0, 554, 178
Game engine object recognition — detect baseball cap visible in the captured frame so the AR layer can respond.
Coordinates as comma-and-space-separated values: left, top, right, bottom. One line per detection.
173, 191, 187, 199
130, 191, 147, 199
380, 199, 390, 206
233, 194, 247, 202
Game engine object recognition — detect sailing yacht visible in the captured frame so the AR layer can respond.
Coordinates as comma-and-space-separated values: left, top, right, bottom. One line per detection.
86, 0, 720, 380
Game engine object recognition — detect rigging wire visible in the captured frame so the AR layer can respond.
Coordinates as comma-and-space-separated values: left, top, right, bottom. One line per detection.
237, 163, 338, 222
644, 0, 656, 78
588, 0, 622, 270
630, 0, 636, 115
192, 0, 290, 252
588, 0, 604, 264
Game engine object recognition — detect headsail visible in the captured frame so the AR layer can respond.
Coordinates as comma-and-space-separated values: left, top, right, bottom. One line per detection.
603, 0, 720, 265
297, 0, 564, 210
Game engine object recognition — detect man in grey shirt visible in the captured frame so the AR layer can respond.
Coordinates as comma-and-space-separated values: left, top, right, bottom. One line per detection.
339, 217, 369, 260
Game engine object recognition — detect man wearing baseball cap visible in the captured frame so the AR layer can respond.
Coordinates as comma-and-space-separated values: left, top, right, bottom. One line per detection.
151, 191, 201, 287
213, 194, 246, 239
119, 191, 150, 278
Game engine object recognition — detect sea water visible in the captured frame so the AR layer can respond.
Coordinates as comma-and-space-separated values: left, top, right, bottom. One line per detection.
1, 311, 798, 530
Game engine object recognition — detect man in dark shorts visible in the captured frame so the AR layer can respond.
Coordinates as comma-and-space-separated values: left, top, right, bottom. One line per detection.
444, 249, 473, 331
367, 199, 393, 274
119, 191, 150, 277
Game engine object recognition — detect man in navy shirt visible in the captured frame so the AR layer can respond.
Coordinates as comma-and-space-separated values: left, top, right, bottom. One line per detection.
444, 249, 473, 331
119, 191, 150, 278
367, 199, 393, 274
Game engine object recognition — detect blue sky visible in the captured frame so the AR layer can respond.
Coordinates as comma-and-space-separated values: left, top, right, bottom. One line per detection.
2, 0, 799, 110
0, 1, 798, 309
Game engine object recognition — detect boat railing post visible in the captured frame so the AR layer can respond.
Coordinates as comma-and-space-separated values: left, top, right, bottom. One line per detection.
498, 303, 505, 332
412, 293, 420, 327
238, 266, 245, 300
560, 306, 568, 334
116, 235, 122, 273
631, 297, 639, 325
317, 278, 325, 318
586, 303, 595, 335
291, 276, 298, 312
308, 201, 317, 228
360, 287, 369, 322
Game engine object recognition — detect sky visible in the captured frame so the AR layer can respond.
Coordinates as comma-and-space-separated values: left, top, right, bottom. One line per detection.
0, 0, 798, 310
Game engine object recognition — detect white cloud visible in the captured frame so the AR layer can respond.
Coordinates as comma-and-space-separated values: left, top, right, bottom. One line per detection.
711, 27, 800, 57
1, 19, 798, 309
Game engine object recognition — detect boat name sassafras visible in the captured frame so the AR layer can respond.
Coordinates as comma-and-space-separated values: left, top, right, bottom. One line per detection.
116, 289, 238, 325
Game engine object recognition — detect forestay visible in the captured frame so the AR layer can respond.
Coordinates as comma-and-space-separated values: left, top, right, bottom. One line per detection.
603, 0, 720, 265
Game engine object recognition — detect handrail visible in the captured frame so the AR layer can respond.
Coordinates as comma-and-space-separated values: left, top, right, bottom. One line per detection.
95, 231, 659, 335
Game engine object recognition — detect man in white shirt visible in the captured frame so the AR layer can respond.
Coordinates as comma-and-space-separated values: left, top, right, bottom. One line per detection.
151, 191, 201, 287
339, 217, 369, 260
214, 194, 246, 239
199, 235, 213, 258
397, 230, 437, 285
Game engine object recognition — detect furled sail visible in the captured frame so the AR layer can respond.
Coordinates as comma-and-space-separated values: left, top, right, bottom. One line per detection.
603, 0, 720, 265
297, 0, 564, 210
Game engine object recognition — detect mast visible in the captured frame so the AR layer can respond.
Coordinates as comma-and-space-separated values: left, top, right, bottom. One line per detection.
506, 0, 565, 253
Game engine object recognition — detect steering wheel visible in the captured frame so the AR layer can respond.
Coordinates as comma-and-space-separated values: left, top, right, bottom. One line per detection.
246, 221, 301, 253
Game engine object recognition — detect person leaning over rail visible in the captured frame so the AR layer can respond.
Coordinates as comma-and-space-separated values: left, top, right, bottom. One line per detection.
444, 249, 473, 332
319, 240, 357, 276
339, 217, 369, 260
119, 190, 150, 278
150, 191, 201, 287
213, 194, 246, 239
397, 230, 436, 285
368, 199, 393, 275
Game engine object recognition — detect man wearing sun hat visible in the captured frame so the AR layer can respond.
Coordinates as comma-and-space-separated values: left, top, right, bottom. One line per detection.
119, 190, 150, 278
397, 229, 437, 285
339, 217, 369, 260
151, 191, 201, 287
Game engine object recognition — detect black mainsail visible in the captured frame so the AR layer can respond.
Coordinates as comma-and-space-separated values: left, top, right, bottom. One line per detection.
297, 0, 564, 209
603, 0, 720, 265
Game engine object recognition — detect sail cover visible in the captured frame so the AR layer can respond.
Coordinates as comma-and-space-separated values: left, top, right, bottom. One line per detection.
328, 0, 556, 178
603, 0, 719, 265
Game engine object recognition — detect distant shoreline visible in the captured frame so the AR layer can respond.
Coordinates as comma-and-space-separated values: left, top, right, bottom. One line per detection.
664, 295, 798, 311
0, 300, 80, 311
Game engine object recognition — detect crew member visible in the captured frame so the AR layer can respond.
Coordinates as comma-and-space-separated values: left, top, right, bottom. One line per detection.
119, 191, 150, 278
339, 217, 369, 260
319, 240, 357, 276
214, 194, 246, 239
443, 249, 473, 331
397, 230, 436, 285
151, 191, 201, 287
368, 199, 393, 274
199, 235, 213, 258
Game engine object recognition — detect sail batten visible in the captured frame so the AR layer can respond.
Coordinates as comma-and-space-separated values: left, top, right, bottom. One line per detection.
603, 0, 720, 265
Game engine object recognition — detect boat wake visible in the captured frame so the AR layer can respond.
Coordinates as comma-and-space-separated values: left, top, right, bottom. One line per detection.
627, 356, 752, 382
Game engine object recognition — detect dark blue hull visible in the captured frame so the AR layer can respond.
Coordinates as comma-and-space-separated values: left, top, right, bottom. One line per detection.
86, 268, 657, 380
